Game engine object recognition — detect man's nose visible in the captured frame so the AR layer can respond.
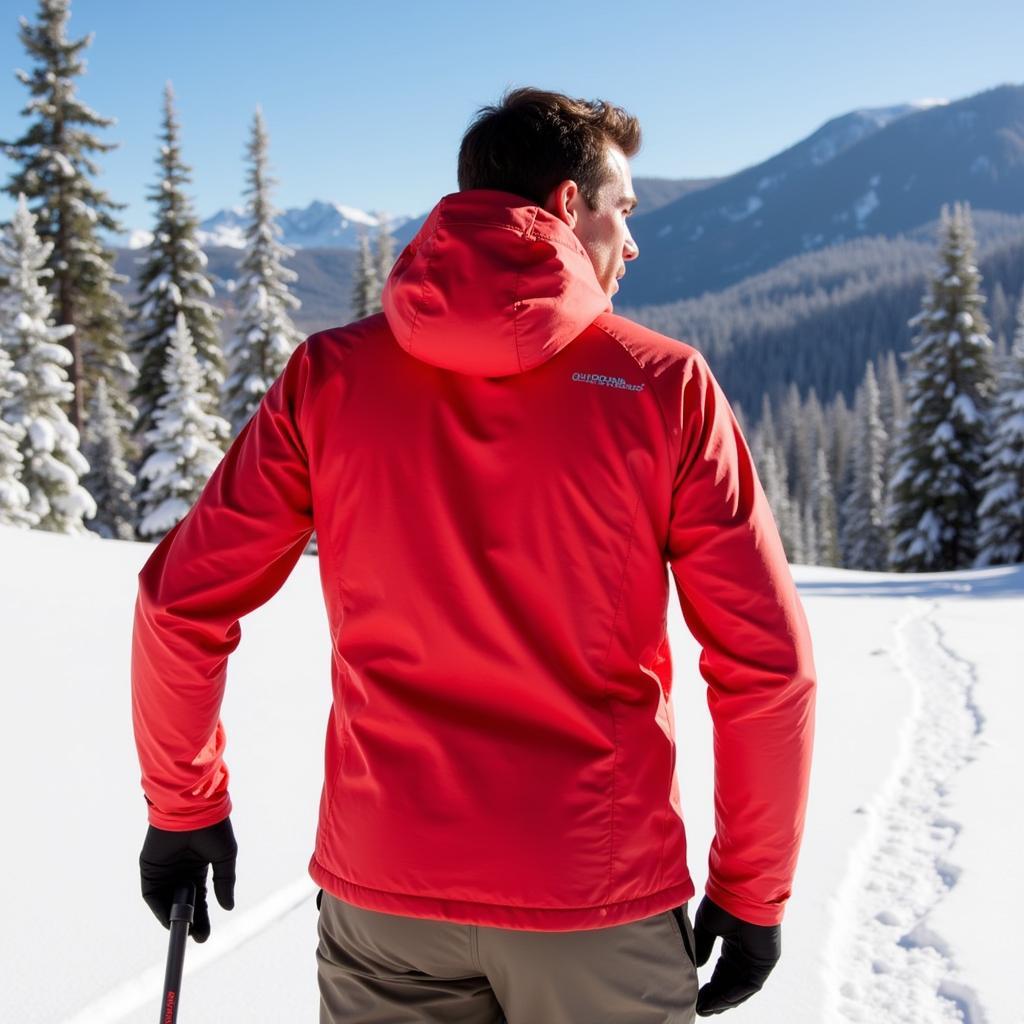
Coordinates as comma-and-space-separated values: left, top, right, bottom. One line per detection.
624, 232, 639, 261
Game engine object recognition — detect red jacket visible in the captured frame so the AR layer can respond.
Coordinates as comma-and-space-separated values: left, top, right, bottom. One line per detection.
131, 188, 816, 931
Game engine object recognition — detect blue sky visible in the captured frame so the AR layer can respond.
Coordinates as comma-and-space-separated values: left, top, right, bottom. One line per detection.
0, 0, 1021, 230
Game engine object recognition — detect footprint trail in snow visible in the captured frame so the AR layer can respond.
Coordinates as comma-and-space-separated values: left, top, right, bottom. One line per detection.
824, 597, 988, 1024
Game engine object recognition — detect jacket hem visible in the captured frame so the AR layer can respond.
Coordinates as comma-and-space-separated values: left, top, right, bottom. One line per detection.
308, 853, 695, 932
146, 797, 232, 831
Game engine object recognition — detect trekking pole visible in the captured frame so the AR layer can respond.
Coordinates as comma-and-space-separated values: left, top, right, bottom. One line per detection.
159, 881, 196, 1024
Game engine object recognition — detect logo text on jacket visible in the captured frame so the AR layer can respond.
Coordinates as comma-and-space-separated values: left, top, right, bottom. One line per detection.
571, 372, 645, 392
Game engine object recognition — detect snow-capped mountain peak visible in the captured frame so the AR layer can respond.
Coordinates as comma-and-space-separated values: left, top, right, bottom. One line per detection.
122, 198, 414, 251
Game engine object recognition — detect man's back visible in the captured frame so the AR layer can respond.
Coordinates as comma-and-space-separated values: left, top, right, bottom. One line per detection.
133, 188, 815, 934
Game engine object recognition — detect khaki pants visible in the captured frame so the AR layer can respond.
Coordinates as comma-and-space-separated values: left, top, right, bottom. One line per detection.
316, 889, 699, 1023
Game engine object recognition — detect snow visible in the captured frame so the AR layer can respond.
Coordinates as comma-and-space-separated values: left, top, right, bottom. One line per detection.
970, 155, 993, 178
853, 189, 880, 226
756, 172, 786, 191
26, 416, 57, 452
810, 137, 839, 166
952, 393, 980, 425
46, 149, 77, 179
1, 528, 1022, 1023
719, 196, 763, 223
330, 202, 377, 225
196, 224, 247, 250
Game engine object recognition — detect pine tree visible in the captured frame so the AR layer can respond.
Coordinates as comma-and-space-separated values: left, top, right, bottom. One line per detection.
222, 106, 303, 439
887, 203, 997, 571
136, 312, 228, 540
351, 229, 380, 320
802, 496, 818, 566
370, 214, 395, 312
789, 498, 806, 565
803, 388, 827, 468
989, 281, 1011, 356
0, 0, 135, 439
81, 376, 136, 539
840, 361, 889, 570
755, 433, 800, 561
0, 194, 96, 533
753, 398, 804, 560
975, 293, 1024, 565
732, 400, 749, 438
811, 445, 840, 567
0, 342, 36, 527
129, 81, 224, 477
778, 383, 810, 506
876, 349, 905, 464
826, 392, 855, 520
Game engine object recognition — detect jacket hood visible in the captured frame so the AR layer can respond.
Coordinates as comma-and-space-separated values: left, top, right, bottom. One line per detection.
381, 189, 612, 377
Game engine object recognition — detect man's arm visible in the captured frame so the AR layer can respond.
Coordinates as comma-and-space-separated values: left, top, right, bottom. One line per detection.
665, 349, 816, 927
131, 339, 315, 830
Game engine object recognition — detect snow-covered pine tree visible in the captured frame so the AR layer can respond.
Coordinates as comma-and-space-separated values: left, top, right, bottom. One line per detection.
81, 376, 136, 539
0, 341, 36, 527
876, 349, 905, 460
752, 396, 802, 560
989, 282, 1012, 361
975, 292, 1024, 565
136, 312, 228, 540
0, 194, 96, 533
802, 496, 818, 566
840, 360, 889, 570
887, 202, 997, 571
811, 445, 840, 567
778, 383, 815, 509
369, 214, 395, 313
802, 387, 827, 499
755, 393, 779, 453
789, 498, 806, 565
732, 399, 749, 438
777, 384, 800, 497
0, 0, 135, 440
129, 81, 223, 475
351, 229, 380, 320
754, 429, 799, 561
825, 391, 855, 522
222, 107, 303, 439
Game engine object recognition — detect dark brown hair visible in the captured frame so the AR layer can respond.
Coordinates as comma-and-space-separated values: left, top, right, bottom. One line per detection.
457, 86, 641, 211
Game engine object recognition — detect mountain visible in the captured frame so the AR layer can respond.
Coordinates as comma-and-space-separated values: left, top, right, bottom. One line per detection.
632, 176, 723, 212
111, 82, 1024, 330
617, 84, 1024, 306
123, 200, 415, 251
149, 175, 718, 254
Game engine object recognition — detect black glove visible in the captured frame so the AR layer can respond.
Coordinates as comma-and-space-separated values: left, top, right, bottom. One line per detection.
692, 895, 781, 1016
139, 816, 237, 943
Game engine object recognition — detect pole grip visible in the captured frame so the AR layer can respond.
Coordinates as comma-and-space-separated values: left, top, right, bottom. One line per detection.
159, 881, 196, 1024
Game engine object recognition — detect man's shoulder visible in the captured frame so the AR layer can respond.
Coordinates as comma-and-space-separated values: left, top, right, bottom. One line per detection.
588, 312, 702, 369
302, 313, 391, 364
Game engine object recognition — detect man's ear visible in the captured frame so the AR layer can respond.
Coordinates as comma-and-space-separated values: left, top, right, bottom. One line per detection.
544, 180, 579, 229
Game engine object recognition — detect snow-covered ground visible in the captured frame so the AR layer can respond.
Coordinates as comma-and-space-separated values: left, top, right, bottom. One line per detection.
1, 524, 1020, 1023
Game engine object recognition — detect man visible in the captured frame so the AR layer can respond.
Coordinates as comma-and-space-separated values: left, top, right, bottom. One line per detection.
134, 87, 816, 1023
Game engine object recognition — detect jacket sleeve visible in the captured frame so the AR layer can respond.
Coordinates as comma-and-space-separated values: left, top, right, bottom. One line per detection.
665, 350, 816, 926
131, 340, 316, 830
